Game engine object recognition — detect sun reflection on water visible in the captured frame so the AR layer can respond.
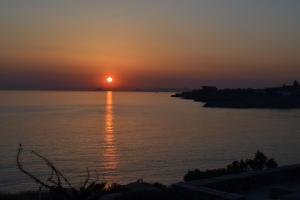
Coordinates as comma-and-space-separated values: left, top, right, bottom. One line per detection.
103, 91, 118, 173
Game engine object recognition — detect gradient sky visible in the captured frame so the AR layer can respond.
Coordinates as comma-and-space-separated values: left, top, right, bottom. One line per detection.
1, 0, 300, 90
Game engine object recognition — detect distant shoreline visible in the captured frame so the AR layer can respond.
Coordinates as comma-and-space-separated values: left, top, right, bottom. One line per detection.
172, 81, 300, 109
0, 89, 183, 93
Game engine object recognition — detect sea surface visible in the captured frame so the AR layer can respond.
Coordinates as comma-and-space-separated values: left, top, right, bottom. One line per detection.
0, 91, 300, 192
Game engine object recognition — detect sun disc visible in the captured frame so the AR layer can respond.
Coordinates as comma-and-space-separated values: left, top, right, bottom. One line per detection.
106, 76, 113, 83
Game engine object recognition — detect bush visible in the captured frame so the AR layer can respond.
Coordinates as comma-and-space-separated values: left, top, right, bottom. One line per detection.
184, 151, 278, 182
265, 158, 278, 168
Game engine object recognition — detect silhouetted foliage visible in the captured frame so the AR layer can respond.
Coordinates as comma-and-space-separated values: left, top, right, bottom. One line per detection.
16, 144, 107, 200
105, 183, 125, 193
151, 182, 168, 191
265, 158, 278, 168
184, 151, 278, 182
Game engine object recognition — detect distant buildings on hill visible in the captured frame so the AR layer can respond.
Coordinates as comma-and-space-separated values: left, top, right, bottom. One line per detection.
172, 81, 300, 109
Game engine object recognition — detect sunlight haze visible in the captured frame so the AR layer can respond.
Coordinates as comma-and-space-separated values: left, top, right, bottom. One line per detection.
1, 0, 299, 90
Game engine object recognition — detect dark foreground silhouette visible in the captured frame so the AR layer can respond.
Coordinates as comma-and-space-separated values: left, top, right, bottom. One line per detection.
184, 151, 277, 182
0, 146, 286, 200
172, 81, 300, 109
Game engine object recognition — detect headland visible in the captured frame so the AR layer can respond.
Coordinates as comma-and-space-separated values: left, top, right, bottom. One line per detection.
172, 81, 300, 109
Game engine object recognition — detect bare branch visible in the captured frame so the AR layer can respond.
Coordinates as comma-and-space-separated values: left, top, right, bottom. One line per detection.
31, 150, 72, 188
16, 145, 52, 189
83, 168, 90, 188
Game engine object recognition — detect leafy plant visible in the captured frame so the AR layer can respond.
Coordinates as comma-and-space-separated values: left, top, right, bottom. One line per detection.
184, 151, 278, 182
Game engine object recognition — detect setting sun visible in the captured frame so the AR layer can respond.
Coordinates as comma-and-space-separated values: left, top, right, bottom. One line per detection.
106, 76, 113, 83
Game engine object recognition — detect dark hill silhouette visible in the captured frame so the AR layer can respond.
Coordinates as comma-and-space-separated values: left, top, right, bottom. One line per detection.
172, 81, 300, 109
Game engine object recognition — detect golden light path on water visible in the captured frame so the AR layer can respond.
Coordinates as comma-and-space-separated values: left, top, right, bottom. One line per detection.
103, 91, 118, 176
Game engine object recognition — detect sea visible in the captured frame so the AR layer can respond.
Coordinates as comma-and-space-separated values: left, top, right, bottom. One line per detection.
0, 91, 300, 192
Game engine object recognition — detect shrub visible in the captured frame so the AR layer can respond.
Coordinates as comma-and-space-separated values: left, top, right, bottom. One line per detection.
184, 151, 278, 182
265, 158, 278, 168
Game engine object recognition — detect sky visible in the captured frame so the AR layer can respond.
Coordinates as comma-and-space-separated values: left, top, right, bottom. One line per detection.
0, 0, 300, 90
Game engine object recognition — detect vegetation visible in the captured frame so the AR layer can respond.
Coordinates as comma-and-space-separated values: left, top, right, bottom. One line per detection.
184, 151, 278, 182
13, 145, 170, 200
0, 147, 279, 200
16, 144, 108, 200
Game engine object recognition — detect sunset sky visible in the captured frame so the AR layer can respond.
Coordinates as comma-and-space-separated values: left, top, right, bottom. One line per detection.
1, 0, 300, 90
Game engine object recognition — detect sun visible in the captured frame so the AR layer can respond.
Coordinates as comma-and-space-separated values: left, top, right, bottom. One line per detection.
106, 76, 113, 83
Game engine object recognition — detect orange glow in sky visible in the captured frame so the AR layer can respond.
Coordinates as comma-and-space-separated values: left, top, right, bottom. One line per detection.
1, 1, 300, 90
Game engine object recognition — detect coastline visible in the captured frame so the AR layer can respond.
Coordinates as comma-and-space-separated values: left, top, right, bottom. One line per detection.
172, 81, 300, 109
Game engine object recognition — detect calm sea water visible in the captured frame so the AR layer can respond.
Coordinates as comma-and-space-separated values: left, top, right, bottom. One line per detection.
1, 91, 300, 192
